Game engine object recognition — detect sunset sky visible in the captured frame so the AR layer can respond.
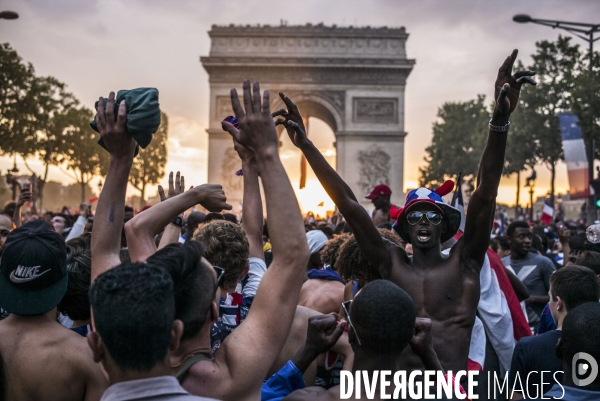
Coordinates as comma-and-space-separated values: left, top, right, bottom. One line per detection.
1, 0, 599, 212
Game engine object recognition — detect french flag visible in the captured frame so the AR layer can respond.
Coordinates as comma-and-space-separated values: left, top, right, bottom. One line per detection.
559, 113, 589, 199
540, 201, 554, 225
451, 173, 466, 240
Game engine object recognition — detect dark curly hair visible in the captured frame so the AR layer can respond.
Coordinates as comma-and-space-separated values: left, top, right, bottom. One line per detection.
321, 233, 350, 272
193, 220, 249, 290
58, 233, 92, 321
337, 229, 403, 282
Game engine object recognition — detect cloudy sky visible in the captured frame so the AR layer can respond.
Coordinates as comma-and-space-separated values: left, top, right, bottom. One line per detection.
1, 0, 599, 211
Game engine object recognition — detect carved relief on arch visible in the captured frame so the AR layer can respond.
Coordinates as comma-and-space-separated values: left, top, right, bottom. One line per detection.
357, 145, 391, 195
221, 147, 242, 194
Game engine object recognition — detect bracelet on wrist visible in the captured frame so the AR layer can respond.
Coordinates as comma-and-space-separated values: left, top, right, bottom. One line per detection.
489, 119, 510, 132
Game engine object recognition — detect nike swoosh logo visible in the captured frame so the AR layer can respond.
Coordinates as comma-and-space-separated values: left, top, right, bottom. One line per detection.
9, 269, 51, 283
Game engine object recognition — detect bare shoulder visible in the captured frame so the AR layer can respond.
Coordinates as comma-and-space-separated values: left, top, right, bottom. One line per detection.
283, 385, 339, 401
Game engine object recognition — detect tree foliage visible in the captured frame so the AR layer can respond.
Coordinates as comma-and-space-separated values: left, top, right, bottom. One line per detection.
129, 112, 168, 202
419, 95, 489, 187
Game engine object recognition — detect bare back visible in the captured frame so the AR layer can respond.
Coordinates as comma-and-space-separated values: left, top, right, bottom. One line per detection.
299, 279, 345, 314
0, 314, 107, 401
386, 240, 480, 373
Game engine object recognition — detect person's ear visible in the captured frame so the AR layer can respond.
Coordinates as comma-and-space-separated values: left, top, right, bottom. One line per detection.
169, 320, 184, 352
555, 337, 563, 360
211, 301, 219, 323
87, 331, 105, 363
556, 296, 565, 312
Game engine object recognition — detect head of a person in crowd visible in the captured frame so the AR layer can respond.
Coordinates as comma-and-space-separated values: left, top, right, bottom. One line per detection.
0, 214, 13, 254
347, 280, 416, 357
568, 233, 587, 253
532, 226, 549, 253
43, 211, 53, 222
531, 234, 544, 255
317, 224, 334, 239
556, 302, 600, 390
489, 238, 499, 253
0, 220, 67, 316
223, 213, 238, 224
58, 234, 92, 324
365, 184, 392, 210
494, 236, 511, 259
567, 243, 600, 266
51, 213, 72, 235
306, 230, 329, 270
321, 233, 351, 273
185, 211, 205, 240
2, 201, 16, 219
337, 229, 403, 287
549, 265, 600, 328
575, 251, 600, 276
333, 221, 352, 235
506, 221, 532, 259
393, 183, 460, 249
147, 241, 218, 346
193, 220, 249, 294
87, 262, 183, 382
204, 212, 225, 224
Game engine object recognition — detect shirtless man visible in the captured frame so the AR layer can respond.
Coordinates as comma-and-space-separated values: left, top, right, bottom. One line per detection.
273, 50, 536, 373
0, 220, 107, 401
366, 184, 396, 226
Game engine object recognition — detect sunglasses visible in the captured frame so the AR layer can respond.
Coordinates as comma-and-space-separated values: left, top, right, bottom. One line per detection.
341, 300, 362, 346
406, 211, 442, 226
0, 230, 9, 238
213, 266, 225, 290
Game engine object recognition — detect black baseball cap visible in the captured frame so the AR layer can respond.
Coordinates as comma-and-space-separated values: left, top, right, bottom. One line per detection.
0, 220, 68, 315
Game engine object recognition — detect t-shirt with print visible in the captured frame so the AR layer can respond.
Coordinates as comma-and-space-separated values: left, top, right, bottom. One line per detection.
502, 253, 556, 317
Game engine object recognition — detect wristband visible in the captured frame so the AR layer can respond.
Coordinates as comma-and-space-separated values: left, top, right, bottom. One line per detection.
489, 119, 510, 132
171, 216, 183, 227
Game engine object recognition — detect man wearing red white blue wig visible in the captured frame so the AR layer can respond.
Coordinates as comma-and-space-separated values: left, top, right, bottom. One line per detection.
274, 49, 536, 376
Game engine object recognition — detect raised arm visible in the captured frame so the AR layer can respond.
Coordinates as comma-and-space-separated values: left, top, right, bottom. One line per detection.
12, 184, 32, 228
125, 175, 231, 262
462, 50, 536, 270
234, 138, 264, 260
273, 93, 393, 278
217, 80, 309, 394
91, 93, 137, 282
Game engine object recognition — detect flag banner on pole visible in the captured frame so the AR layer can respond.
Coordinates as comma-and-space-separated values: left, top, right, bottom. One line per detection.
451, 173, 466, 239
540, 201, 554, 225
559, 113, 589, 199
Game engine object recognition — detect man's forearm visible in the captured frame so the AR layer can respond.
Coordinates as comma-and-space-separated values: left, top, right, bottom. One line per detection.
241, 160, 264, 260
158, 224, 182, 249
526, 294, 549, 305
299, 141, 358, 209
91, 156, 132, 281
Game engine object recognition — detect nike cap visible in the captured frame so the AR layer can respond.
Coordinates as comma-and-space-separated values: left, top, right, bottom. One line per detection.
0, 220, 67, 315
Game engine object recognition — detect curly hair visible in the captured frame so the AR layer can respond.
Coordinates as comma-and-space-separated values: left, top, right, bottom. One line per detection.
337, 229, 403, 282
193, 220, 249, 290
58, 233, 92, 321
321, 233, 351, 272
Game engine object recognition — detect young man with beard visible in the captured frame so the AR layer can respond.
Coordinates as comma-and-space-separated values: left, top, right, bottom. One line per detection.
273, 49, 536, 373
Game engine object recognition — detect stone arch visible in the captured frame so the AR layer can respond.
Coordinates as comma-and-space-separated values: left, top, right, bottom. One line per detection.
201, 24, 414, 210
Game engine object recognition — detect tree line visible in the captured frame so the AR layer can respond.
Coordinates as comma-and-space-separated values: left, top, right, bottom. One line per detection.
0, 43, 168, 209
420, 36, 600, 208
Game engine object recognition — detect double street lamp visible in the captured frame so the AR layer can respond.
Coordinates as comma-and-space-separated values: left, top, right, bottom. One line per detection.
513, 14, 600, 223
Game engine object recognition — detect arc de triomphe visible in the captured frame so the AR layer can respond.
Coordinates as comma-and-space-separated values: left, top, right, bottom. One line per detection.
201, 24, 414, 209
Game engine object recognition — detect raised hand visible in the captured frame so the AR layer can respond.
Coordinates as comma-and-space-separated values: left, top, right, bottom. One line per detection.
221, 80, 278, 155
409, 317, 434, 358
158, 171, 186, 202
303, 314, 347, 356
79, 203, 91, 218
271, 93, 311, 150
16, 184, 32, 208
190, 184, 232, 213
95, 92, 137, 159
494, 49, 536, 118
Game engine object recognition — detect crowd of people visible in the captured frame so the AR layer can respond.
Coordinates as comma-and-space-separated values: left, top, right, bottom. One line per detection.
0, 49, 598, 401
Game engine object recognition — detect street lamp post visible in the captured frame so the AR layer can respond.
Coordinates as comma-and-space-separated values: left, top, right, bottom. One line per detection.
513, 14, 600, 223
